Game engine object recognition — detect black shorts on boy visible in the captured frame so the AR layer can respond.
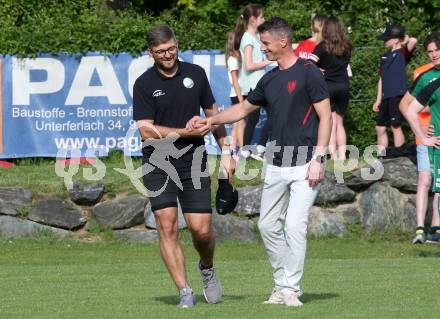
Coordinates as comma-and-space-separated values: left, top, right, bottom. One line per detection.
376, 95, 404, 126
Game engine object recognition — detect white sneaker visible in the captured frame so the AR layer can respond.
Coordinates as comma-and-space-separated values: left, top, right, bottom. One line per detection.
412, 229, 425, 244
256, 145, 266, 154
283, 291, 303, 307
263, 288, 284, 304
239, 149, 250, 159
250, 153, 265, 162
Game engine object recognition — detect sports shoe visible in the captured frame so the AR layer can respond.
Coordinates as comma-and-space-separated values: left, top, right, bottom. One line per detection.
199, 262, 222, 304
250, 152, 265, 161
412, 228, 426, 244
426, 228, 440, 244
250, 145, 265, 161
283, 291, 303, 307
239, 149, 251, 159
256, 145, 266, 154
177, 287, 196, 308
263, 287, 284, 304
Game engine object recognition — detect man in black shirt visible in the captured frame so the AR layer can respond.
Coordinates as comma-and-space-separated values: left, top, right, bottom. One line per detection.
188, 18, 332, 307
133, 25, 234, 308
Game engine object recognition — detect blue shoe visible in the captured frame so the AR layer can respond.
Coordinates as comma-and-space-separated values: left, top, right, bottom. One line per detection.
426, 228, 440, 244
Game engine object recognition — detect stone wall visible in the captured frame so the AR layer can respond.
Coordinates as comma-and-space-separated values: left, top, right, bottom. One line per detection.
237, 157, 421, 237
0, 157, 423, 242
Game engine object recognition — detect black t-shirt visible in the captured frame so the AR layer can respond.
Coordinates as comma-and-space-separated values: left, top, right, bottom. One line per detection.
247, 58, 329, 167
309, 42, 350, 83
133, 61, 214, 164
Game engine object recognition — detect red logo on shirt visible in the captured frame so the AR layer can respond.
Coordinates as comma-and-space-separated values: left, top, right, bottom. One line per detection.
287, 80, 297, 93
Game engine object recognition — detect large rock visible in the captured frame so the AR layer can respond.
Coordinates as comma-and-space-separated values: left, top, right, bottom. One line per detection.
381, 157, 418, 193
28, 198, 86, 230
91, 195, 147, 229
0, 187, 32, 216
403, 202, 417, 230
113, 229, 159, 244
331, 203, 361, 225
0, 216, 70, 239
343, 169, 377, 191
144, 200, 187, 229
212, 212, 256, 243
68, 182, 104, 206
315, 174, 356, 206
359, 182, 415, 232
235, 186, 262, 216
308, 206, 346, 237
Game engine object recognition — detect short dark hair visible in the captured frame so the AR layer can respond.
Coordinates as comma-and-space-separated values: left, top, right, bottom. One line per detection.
147, 25, 177, 48
257, 17, 293, 43
424, 31, 440, 50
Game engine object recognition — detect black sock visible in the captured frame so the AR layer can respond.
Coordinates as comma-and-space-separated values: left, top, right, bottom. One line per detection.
199, 261, 213, 270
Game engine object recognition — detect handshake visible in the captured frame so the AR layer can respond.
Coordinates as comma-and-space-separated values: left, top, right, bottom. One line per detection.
184, 116, 215, 137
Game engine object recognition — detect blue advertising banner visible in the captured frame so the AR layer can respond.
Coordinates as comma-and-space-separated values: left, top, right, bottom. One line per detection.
0, 51, 267, 158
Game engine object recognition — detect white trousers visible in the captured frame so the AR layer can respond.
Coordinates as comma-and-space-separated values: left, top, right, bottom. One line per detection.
258, 163, 318, 295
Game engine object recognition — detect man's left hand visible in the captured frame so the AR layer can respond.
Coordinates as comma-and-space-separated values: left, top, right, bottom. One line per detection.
220, 152, 236, 182
306, 159, 325, 188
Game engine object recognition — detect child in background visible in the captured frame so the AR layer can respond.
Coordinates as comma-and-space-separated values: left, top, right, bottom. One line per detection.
225, 31, 246, 157
309, 16, 352, 160
234, 3, 272, 159
373, 23, 417, 156
294, 14, 327, 59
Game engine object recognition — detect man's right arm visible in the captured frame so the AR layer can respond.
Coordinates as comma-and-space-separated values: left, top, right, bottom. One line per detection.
186, 99, 261, 131
137, 119, 210, 140
209, 100, 259, 126
404, 97, 440, 147
399, 91, 414, 114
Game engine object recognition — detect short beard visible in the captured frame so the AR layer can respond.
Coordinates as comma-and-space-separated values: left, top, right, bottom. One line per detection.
156, 58, 178, 73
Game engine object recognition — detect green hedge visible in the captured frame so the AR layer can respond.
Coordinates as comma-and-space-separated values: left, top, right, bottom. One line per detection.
0, 0, 438, 149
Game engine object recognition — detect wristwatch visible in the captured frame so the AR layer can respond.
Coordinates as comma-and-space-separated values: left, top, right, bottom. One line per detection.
312, 154, 326, 163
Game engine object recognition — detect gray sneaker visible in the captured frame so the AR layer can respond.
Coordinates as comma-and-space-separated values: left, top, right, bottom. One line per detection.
177, 287, 196, 308
199, 262, 222, 304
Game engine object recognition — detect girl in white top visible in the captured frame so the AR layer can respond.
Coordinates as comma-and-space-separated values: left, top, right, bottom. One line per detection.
225, 31, 246, 155
233, 3, 272, 158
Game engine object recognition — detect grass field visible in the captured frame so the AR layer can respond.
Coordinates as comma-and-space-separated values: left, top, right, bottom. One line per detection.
1, 235, 440, 319
0, 154, 264, 200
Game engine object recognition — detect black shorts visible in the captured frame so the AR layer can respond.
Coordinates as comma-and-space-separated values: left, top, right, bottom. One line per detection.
327, 81, 349, 115
142, 151, 212, 213
376, 96, 404, 127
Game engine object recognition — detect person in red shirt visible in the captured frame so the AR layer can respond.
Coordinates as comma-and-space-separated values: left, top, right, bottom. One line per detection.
293, 14, 326, 59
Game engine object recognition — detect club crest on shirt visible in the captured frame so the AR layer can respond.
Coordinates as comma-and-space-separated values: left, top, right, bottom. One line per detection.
152, 89, 165, 97
183, 77, 194, 88
287, 80, 297, 93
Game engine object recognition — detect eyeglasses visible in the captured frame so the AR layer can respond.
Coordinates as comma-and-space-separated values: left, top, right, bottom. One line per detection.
151, 45, 178, 57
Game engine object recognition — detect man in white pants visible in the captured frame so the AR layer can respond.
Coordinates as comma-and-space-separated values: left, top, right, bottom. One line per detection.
187, 17, 332, 306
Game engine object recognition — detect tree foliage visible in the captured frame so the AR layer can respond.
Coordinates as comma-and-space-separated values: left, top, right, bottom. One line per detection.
0, 0, 438, 148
